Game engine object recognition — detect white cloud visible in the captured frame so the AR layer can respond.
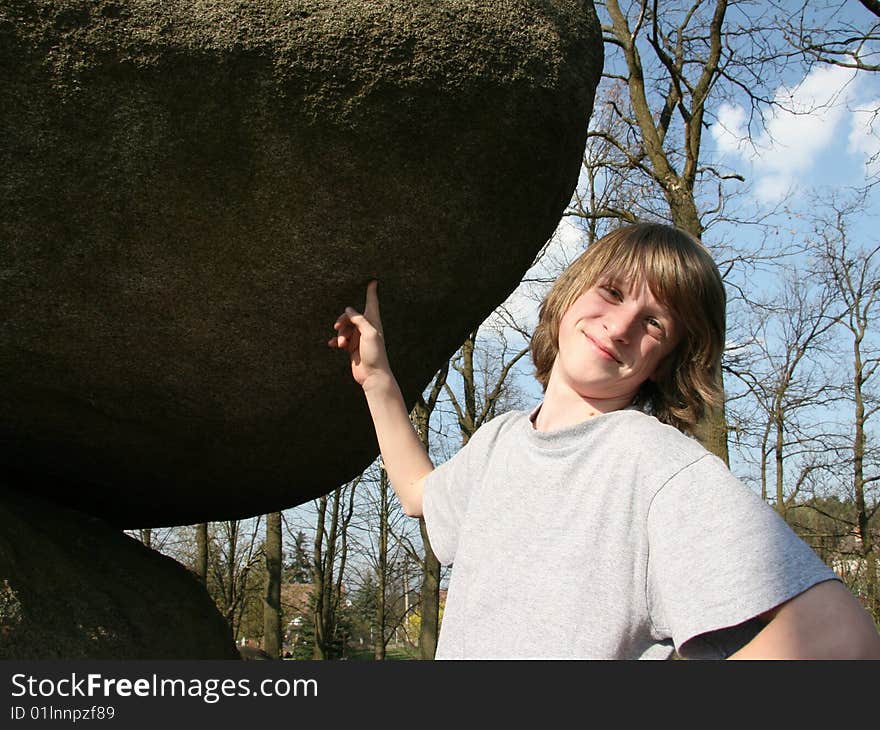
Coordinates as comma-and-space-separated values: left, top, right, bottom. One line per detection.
754, 175, 791, 202
713, 64, 861, 202
711, 102, 748, 154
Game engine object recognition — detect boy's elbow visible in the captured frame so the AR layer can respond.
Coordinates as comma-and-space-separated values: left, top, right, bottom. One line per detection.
400, 490, 423, 518
399, 475, 427, 518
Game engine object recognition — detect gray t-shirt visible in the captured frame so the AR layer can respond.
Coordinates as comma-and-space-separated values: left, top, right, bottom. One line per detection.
422, 407, 838, 659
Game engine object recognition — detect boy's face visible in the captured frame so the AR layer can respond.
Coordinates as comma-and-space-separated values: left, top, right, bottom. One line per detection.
551, 275, 680, 409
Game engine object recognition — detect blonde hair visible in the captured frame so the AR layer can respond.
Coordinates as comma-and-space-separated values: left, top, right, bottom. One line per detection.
530, 223, 726, 433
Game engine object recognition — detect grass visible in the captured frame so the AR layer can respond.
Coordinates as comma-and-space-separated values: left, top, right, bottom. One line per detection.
345, 645, 419, 661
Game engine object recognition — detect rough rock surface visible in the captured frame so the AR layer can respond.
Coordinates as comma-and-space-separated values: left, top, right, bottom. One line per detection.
0, 0, 602, 526
0, 484, 239, 659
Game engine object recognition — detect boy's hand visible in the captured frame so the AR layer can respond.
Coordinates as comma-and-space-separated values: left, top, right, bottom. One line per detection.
328, 280, 392, 390
328, 279, 433, 517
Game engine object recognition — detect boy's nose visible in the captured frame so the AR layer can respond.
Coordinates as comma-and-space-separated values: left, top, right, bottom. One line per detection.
604, 309, 637, 341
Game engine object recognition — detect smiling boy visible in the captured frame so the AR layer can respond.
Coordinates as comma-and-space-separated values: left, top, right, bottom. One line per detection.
330, 222, 880, 659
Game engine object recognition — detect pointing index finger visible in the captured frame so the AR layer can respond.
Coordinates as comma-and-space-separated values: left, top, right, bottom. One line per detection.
364, 279, 380, 326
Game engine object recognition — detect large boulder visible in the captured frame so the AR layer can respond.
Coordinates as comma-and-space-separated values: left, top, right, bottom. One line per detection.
0, 484, 239, 659
0, 0, 603, 527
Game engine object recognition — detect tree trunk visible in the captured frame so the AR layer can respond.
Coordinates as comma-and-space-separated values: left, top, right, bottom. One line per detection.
853, 330, 877, 618
262, 511, 282, 658
674, 211, 729, 465
417, 516, 440, 659
311, 482, 356, 659
410, 366, 449, 659
774, 416, 785, 518
225, 521, 238, 625
312, 496, 328, 660
375, 471, 388, 660
195, 523, 208, 586
692, 398, 730, 465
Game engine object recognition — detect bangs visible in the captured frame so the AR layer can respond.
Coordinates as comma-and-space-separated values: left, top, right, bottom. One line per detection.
588, 233, 690, 323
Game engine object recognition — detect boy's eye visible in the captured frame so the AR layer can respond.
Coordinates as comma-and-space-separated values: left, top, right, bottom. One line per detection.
646, 316, 666, 336
600, 284, 622, 300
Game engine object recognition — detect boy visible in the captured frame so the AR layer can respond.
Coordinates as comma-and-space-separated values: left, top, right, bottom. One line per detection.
329, 223, 880, 659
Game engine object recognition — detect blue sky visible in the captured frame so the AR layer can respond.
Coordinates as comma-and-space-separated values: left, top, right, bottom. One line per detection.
711, 62, 879, 202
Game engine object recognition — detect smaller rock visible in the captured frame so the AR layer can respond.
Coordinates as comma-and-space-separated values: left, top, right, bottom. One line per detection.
0, 485, 239, 659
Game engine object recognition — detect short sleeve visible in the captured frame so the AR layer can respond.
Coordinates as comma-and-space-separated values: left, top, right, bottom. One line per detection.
422, 411, 520, 566
422, 445, 475, 565
646, 454, 839, 659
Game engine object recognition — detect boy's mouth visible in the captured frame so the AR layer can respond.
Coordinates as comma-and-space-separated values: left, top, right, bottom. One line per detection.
585, 333, 622, 364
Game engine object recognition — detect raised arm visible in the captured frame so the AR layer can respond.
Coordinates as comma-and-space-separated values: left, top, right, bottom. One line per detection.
328, 280, 433, 517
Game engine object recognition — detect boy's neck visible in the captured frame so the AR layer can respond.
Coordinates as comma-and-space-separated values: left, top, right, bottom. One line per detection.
534, 380, 634, 432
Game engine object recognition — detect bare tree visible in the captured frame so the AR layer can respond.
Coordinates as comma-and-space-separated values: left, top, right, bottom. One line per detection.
208, 518, 264, 642
349, 463, 417, 659
809, 192, 880, 619
775, 0, 880, 73
725, 266, 842, 516
311, 479, 358, 659
444, 327, 530, 445
565, 82, 644, 238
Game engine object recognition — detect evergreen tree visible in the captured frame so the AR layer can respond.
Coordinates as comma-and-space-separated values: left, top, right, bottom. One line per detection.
284, 530, 313, 584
